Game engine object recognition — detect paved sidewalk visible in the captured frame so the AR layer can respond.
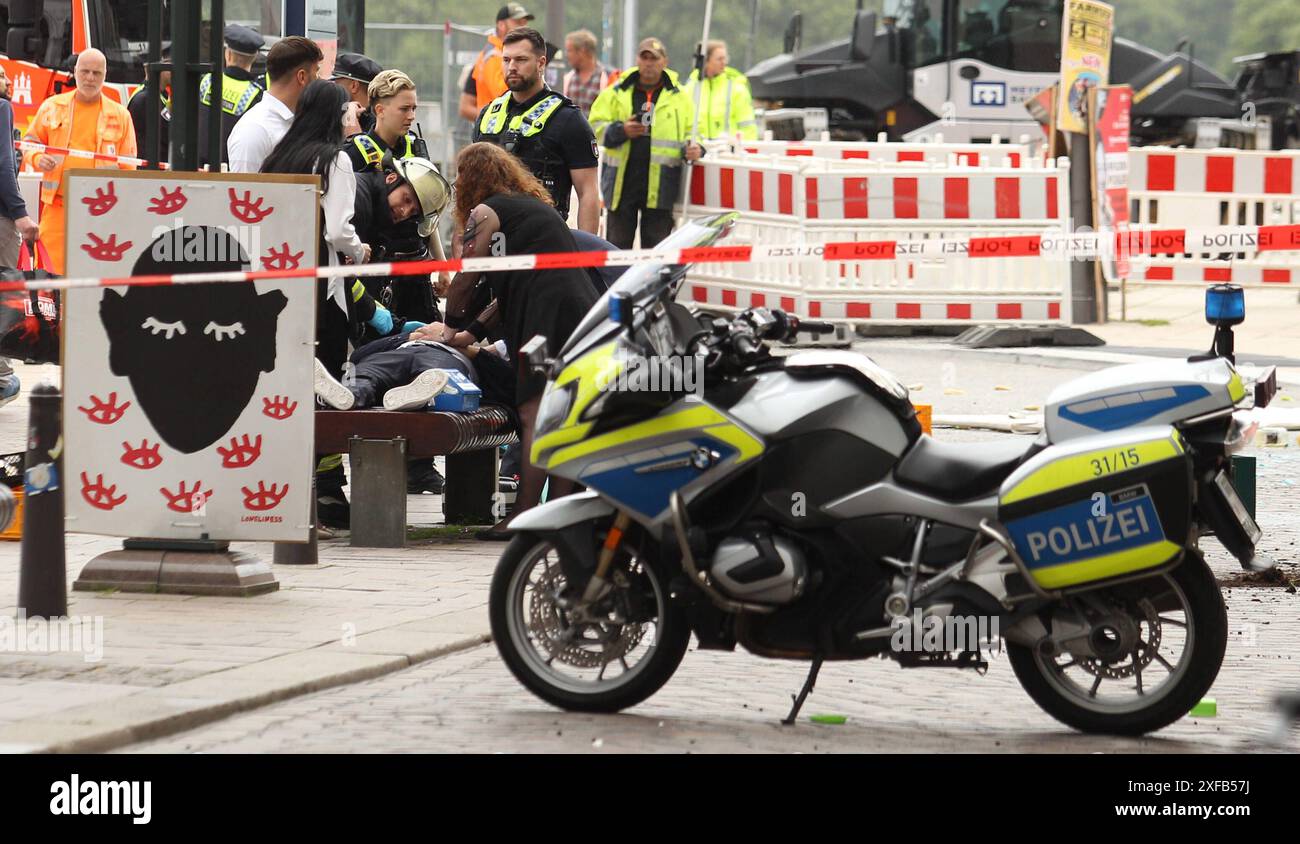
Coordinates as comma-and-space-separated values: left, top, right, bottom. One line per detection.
0, 533, 499, 752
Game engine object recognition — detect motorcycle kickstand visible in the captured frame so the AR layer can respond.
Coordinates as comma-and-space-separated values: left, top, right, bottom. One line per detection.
781, 657, 824, 726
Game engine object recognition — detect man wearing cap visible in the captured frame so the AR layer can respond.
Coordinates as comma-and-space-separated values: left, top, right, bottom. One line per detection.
473, 27, 599, 232
126, 42, 172, 163
458, 4, 534, 121
589, 37, 703, 249
197, 23, 266, 168
333, 52, 382, 137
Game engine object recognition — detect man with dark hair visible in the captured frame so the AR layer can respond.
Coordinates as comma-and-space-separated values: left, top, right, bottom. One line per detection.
473, 27, 599, 232
227, 36, 323, 173
197, 24, 267, 168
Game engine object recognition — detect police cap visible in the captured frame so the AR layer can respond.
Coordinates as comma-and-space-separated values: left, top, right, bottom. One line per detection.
331, 52, 383, 84
224, 24, 264, 56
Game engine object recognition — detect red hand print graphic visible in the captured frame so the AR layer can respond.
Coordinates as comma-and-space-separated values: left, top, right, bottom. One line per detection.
261, 242, 304, 271
120, 439, 163, 470
81, 182, 118, 216
160, 481, 213, 514
81, 233, 133, 261
229, 188, 275, 223
147, 185, 187, 215
217, 434, 263, 469
262, 396, 298, 420
242, 482, 289, 512
81, 472, 127, 511
78, 393, 131, 425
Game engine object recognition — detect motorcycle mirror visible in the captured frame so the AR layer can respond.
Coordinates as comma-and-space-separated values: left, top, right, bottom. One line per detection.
521, 335, 551, 376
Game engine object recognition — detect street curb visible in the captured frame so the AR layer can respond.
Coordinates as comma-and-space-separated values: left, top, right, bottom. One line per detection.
0, 629, 492, 754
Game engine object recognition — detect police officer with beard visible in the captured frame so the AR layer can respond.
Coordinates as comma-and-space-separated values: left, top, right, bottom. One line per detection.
473, 27, 599, 232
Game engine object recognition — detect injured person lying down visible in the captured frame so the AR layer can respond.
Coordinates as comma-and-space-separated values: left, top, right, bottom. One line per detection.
313, 325, 516, 413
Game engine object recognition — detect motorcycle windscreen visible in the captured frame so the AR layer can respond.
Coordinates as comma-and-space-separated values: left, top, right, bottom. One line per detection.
998, 427, 1193, 590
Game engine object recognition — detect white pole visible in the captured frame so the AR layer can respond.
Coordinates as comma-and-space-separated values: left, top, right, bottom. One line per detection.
680, 0, 714, 224
621, 0, 638, 69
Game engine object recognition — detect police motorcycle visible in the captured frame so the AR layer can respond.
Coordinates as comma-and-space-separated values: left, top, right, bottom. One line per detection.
489, 213, 1276, 735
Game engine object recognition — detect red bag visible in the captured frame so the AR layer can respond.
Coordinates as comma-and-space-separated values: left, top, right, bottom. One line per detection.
0, 240, 60, 364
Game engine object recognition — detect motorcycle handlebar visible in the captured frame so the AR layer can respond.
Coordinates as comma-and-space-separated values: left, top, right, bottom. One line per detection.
797, 320, 836, 335
733, 332, 761, 358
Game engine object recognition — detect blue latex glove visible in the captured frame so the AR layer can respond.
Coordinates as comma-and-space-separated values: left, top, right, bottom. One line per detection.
401, 320, 427, 334
368, 306, 394, 335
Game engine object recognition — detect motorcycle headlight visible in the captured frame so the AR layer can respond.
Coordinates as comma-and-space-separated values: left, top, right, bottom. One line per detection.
534, 382, 577, 438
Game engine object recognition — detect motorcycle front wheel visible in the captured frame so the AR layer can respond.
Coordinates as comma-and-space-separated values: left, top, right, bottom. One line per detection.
489, 531, 692, 713
1008, 552, 1227, 736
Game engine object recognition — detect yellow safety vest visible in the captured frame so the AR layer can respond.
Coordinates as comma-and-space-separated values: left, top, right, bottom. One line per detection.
198, 73, 262, 117
589, 68, 691, 211
352, 132, 417, 171
683, 67, 759, 141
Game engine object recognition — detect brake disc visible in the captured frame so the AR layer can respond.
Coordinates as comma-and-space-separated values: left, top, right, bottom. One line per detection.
1077, 597, 1163, 680
526, 558, 647, 669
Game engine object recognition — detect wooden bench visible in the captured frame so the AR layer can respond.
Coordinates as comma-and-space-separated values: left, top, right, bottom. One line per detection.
305, 406, 517, 549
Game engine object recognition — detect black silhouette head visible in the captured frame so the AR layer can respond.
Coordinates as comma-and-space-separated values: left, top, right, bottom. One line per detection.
101, 226, 288, 454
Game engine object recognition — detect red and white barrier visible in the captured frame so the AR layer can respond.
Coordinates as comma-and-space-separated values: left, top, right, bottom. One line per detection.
738, 138, 1032, 168
15, 139, 167, 170
1112, 147, 1300, 289
687, 155, 1068, 222
1129, 147, 1300, 195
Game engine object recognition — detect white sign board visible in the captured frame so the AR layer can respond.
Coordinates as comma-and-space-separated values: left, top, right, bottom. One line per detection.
63, 171, 318, 543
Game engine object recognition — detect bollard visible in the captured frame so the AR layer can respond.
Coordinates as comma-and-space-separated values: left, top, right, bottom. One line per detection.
17, 381, 66, 618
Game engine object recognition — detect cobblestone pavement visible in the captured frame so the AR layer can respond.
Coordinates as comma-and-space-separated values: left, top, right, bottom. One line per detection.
3, 348, 1296, 752
128, 347, 1300, 754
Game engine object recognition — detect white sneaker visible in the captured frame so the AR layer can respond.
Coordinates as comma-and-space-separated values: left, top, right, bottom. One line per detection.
383, 368, 451, 412
314, 358, 355, 410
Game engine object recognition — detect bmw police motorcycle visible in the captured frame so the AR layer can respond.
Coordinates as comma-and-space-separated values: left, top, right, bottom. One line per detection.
489, 213, 1275, 735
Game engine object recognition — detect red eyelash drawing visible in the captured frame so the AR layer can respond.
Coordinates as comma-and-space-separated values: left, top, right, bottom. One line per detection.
228, 188, 275, 223
78, 392, 131, 425
242, 481, 288, 511
81, 472, 127, 511
160, 481, 213, 514
147, 185, 187, 215
81, 182, 118, 216
81, 232, 133, 261
262, 396, 298, 420
120, 439, 163, 470
261, 242, 304, 271
217, 434, 263, 469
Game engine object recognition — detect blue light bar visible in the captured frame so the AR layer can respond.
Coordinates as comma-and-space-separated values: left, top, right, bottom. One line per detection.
1205, 284, 1245, 326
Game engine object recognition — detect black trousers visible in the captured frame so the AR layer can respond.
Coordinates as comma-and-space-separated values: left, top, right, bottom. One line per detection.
605, 204, 675, 249
348, 344, 475, 408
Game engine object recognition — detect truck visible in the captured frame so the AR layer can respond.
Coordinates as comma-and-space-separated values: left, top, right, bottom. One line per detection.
747, 0, 1299, 149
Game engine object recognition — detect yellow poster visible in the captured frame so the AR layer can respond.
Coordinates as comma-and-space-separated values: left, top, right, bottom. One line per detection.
1058, 0, 1114, 134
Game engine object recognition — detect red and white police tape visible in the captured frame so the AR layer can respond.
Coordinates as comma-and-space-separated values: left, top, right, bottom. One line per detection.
0, 223, 1296, 294
14, 140, 169, 170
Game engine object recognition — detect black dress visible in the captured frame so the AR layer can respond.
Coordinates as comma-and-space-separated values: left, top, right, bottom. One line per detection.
481, 193, 599, 403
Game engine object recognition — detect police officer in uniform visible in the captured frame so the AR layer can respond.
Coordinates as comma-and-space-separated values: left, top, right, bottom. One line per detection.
473, 27, 599, 233
126, 41, 171, 163
332, 52, 383, 137
197, 24, 266, 168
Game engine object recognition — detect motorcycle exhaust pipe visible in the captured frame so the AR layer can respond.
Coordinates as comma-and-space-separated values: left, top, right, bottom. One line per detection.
669, 491, 774, 615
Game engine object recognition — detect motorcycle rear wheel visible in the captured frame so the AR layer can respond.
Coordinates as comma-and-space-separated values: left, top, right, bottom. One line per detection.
1008, 553, 1227, 736
489, 532, 692, 713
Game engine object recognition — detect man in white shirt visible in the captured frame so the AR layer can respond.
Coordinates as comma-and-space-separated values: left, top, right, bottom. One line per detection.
227, 36, 323, 173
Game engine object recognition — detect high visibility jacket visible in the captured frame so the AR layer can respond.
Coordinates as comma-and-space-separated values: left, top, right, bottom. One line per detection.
350, 131, 421, 172
589, 67, 693, 212
476, 90, 577, 213
23, 90, 136, 207
198, 72, 264, 116
683, 67, 759, 141
471, 34, 507, 111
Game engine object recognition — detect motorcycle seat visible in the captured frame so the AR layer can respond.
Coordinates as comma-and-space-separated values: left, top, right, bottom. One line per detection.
894, 435, 1037, 502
